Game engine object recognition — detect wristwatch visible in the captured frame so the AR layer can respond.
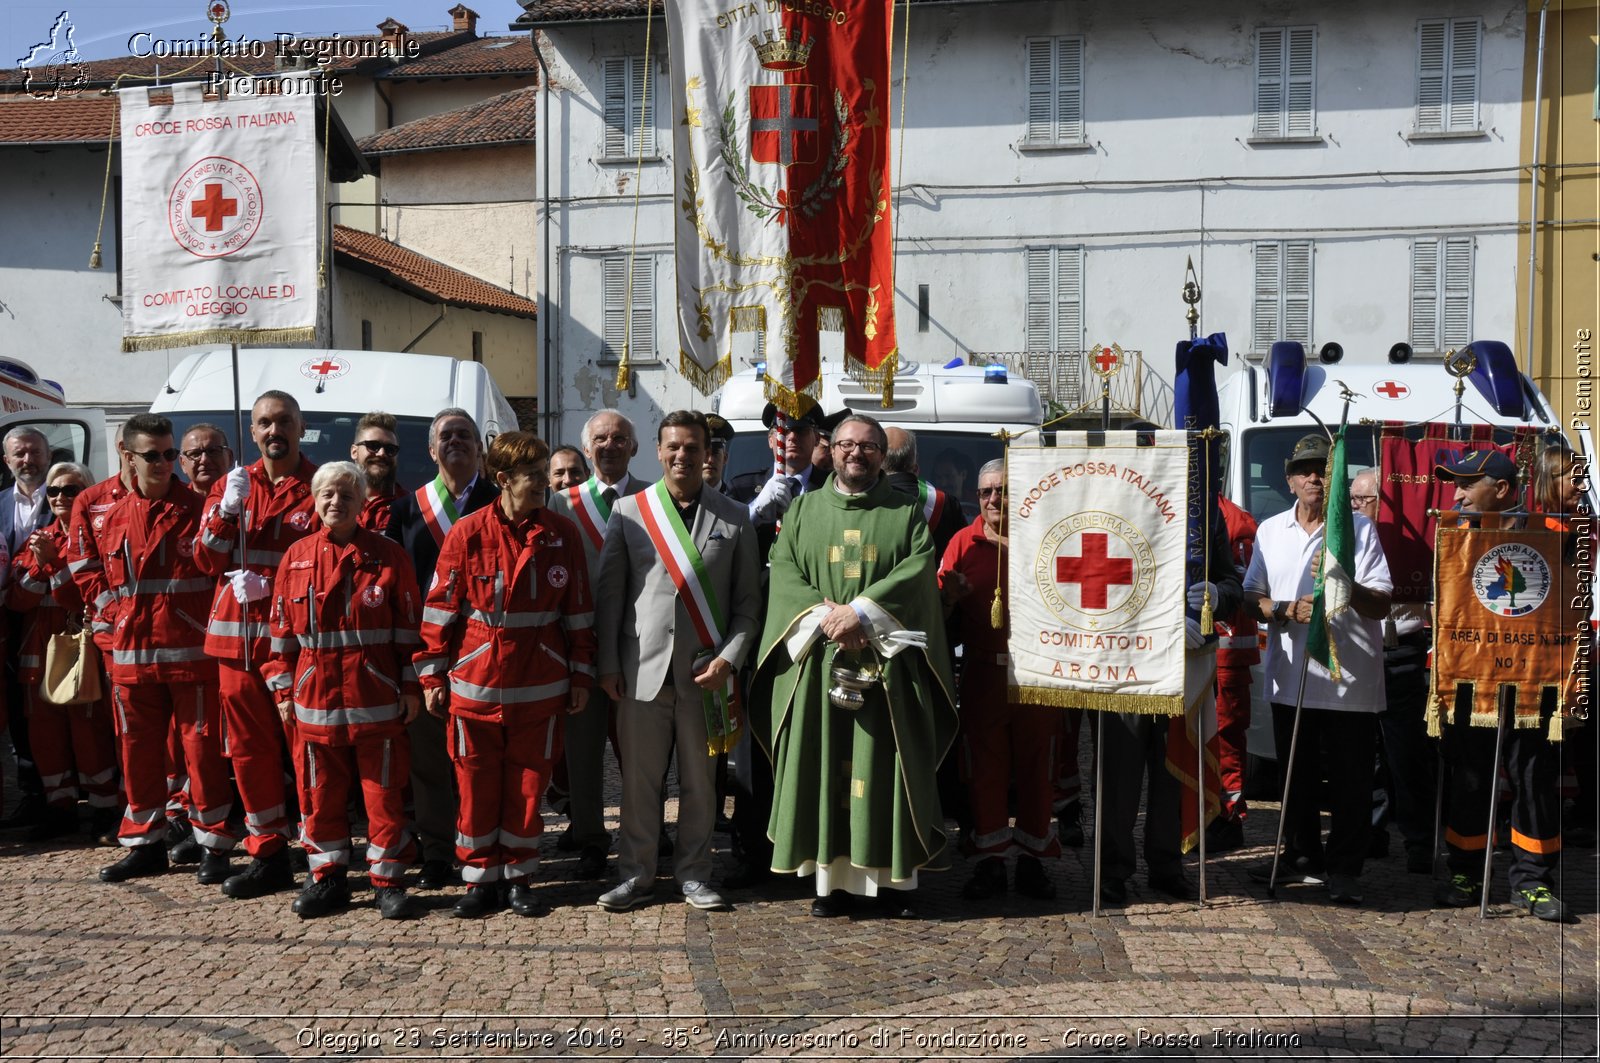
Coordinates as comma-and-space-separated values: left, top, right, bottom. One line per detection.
1272, 600, 1290, 624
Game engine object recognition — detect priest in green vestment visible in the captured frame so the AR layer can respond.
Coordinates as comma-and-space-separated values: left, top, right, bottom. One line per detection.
750, 414, 957, 919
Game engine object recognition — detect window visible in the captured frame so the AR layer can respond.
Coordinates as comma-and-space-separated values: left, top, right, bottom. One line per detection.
1254, 26, 1316, 138
602, 55, 657, 159
1410, 236, 1473, 351
1024, 37, 1085, 146
602, 254, 655, 362
1025, 246, 1083, 352
1252, 240, 1313, 349
1417, 18, 1480, 133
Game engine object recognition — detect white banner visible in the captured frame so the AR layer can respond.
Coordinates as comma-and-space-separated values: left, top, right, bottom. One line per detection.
1006, 433, 1190, 714
118, 81, 318, 351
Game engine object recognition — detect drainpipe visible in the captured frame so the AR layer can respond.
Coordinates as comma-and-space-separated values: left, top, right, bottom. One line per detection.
536, 34, 556, 444
401, 305, 447, 352
1524, 0, 1550, 380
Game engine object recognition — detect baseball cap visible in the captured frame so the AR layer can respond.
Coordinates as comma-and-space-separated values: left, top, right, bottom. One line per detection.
1284, 433, 1330, 475
1435, 450, 1519, 485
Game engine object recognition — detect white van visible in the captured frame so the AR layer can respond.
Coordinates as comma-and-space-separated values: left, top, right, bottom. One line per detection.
149, 348, 519, 489
0, 356, 112, 484
716, 358, 1044, 519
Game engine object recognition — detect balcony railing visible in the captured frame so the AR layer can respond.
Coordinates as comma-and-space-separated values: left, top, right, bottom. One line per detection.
978, 349, 1175, 427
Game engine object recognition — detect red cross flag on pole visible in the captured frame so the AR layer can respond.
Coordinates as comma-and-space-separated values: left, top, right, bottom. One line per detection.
665, 0, 899, 412
1005, 433, 1191, 715
117, 79, 318, 351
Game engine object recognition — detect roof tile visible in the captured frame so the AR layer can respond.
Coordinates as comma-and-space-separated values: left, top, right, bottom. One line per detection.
378, 35, 538, 78
0, 94, 118, 144
333, 224, 538, 318
358, 86, 535, 155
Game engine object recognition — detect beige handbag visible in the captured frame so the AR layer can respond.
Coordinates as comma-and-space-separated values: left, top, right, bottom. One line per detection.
41, 615, 102, 707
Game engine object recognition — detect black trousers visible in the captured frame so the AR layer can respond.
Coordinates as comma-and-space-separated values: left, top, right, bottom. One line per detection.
1377, 633, 1437, 851
1272, 703, 1376, 877
1098, 711, 1181, 883
1443, 721, 1560, 892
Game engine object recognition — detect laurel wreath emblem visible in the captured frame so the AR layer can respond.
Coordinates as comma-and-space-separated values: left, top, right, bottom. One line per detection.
717, 89, 851, 224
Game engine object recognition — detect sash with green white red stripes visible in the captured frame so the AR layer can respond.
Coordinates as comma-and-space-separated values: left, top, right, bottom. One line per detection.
416, 475, 462, 548
636, 481, 740, 755
565, 479, 611, 552
918, 480, 949, 529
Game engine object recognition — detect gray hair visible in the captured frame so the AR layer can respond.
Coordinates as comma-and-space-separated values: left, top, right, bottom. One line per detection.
581, 408, 636, 451
45, 461, 93, 487
883, 428, 918, 474
3, 426, 48, 451
310, 460, 368, 497
978, 458, 1005, 481
1350, 468, 1378, 493
428, 407, 480, 449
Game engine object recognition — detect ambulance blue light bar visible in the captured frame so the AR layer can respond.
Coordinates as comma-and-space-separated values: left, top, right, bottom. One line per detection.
984, 364, 1008, 383
1266, 341, 1307, 418
1461, 341, 1526, 419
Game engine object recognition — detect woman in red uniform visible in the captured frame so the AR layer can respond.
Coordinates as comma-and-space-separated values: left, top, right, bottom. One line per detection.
265, 461, 423, 920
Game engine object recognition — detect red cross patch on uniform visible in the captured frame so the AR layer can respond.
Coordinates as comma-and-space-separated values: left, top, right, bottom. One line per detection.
547, 565, 569, 589
361, 585, 386, 608
176, 535, 194, 557
288, 511, 313, 530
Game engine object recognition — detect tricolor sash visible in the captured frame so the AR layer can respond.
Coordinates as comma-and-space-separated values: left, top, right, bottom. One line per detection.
416, 476, 462, 549
566, 479, 612, 553
917, 480, 948, 530
637, 482, 740, 754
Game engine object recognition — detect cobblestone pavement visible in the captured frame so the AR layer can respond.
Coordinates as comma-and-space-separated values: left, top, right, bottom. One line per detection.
1, 779, 1595, 1063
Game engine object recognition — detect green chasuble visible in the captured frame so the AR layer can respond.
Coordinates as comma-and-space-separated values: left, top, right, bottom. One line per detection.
750, 475, 958, 889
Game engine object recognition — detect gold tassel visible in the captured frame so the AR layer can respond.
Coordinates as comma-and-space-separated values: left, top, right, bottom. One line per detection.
1548, 710, 1564, 743
615, 343, 631, 391
89, 243, 103, 270
990, 587, 1003, 630
1199, 589, 1213, 637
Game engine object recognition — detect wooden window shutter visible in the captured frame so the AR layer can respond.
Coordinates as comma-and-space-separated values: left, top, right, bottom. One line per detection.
602, 57, 627, 157
1252, 241, 1283, 347
1255, 27, 1285, 138
1446, 19, 1480, 132
1417, 20, 1447, 131
1409, 238, 1440, 350
1025, 247, 1053, 351
1286, 27, 1316, 136
1442, 236, 1473, 347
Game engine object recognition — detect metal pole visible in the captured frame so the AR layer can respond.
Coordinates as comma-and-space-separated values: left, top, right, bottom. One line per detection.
1430, 744, 1447, 878
231, 341, 250, 672
1196, 661, 1208, 905
1478, 687, 1513, 919
1267, 650, 1313, 896
1092, 713, 1104, 916
1523, 1, 1551, 382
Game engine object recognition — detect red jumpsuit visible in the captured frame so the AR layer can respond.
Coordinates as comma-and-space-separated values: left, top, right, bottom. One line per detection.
9, 525, 118, 815
415, 503, 595, 885
359, 486, 401, 533
69, 486, 237, 852
195, 456, 318, 857
263, 526, 423, 887
1214, 496, 1259, 821
940, 516, 1064, 860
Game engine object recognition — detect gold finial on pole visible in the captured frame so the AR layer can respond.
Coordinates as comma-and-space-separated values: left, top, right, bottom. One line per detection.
1182, 255, 1202, 338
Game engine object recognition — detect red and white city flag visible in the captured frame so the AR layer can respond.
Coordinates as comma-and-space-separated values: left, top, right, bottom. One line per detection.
666, 0, 898, 411
1006, 435, 1190, 714
118, 80, 318, 351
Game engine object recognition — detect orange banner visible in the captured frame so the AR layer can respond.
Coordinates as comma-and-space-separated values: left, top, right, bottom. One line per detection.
1429, 524, 1585, 741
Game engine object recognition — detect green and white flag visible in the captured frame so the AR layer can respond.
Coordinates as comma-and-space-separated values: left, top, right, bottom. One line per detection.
1307, 427, 1353, 680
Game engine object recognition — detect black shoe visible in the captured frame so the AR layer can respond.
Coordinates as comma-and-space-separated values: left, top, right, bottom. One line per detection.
577, 845, 607, 881
91, 810, 121, 847
287, 846, 310, 873
810, 890, 854, 918
220, 850, 296, 899
165, 816, 192, 848
1058, 801, 1085, 848
1149, 871, 1199, 901
875, 890, 920, 920
291, 872, 351, 919
1, 793, 48, 830
961, 857, 1008, 900
169, 835, 205, 865
452, 884, 502, 918
1435, 873, 1481, 909
723, 861, 771, 890
196, 851, 233, 885
1014, 855, 1057, 900
99, 845, 168, 883
416, 859, 456, 890
375, 886, 415, 920
26, 805, 78, 842
1205, 815, 1245, 853
506, 882, 549, 918
1099, 877, 1128, 907
1248, 854, 1325, 886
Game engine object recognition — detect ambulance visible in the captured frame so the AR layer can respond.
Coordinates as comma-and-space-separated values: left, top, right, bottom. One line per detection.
149, 348, 519, 490
0, 356, 112, 485
715, 358, 1045, 520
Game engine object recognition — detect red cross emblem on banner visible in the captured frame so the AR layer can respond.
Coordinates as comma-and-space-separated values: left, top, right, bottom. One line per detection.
191, 183, 238, 232
1054, 532, 1134, 610
750, 84, 819, 168
1374, 380, 1409, 400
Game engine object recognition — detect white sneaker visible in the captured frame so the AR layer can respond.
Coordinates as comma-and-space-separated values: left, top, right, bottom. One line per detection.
682, 880, 729, 910
597, 880, 654, 912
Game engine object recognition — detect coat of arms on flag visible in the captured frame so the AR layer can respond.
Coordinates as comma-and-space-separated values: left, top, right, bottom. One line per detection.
1006, 434, 1190, 714
666, 0, 898, 412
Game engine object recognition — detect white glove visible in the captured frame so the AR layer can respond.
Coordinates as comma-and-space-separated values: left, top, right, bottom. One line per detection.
1186, 580, 1219, 612
226, 569, 271, 604
1185, 617, 1205, 649
219, 465, 250, 517
749, 473, 796, 523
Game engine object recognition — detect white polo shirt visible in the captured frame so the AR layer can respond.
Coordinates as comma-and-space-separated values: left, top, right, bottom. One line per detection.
1242, 506, 1393, 712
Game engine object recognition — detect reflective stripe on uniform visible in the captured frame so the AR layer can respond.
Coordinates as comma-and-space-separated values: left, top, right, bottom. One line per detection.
119, 578, 214, 597
208, 620, 272, 640
111, 646, 211, 667
563, 612, 594, 630
421, 607, 457, 628
464, 607, 560, 630
294, 702, 401, 728
448, 678, 569, 704
296, 629, 395, 650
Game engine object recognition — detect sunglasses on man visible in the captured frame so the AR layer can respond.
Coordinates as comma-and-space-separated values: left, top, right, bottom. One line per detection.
355, 440, 401, 456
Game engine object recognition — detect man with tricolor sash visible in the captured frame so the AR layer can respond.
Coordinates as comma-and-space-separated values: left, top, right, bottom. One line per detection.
548, 409, 651, 880
884, 427, 965, 560
593, 411, 760, 912
385, 407, 499, 891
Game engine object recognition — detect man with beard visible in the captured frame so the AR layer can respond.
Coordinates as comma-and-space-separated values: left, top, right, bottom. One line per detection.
385, 408, 499, 890
549, 445, 590, 494
751, 414, 957, 919
179, 425, 233, 495
195, 390, 319, 899
548, 409, 651, 879
350, 412, 403, 532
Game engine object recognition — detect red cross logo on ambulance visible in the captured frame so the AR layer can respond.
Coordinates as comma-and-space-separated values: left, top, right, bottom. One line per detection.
1033, 511, 1156, 631
1372, 380, 1410, 401
361, 585, 386, 609
168, 156, 263, 259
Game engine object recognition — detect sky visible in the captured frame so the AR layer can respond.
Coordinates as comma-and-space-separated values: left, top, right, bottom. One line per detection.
5, 0, 527, 69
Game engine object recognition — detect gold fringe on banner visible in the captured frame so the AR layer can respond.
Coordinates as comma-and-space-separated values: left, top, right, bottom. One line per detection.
122, 326, 315, 353
844, 348, 899, 409
763, 375, 821, 419
1430, 680, 1566, 742
1009, 685, 1184, 717
679, 351, 733, 397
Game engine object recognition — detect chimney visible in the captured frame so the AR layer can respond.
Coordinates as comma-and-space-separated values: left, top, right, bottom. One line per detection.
448, 4, 479, 35
376, 18, 409, 54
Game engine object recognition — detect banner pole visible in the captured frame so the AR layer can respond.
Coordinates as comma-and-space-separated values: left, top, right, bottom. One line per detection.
1267, 649, 1313, 897
1091, 386, 1114, 917
1431, 745, 1447, 878
232, 341, 250, 672
1478, 686, 1512, 919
